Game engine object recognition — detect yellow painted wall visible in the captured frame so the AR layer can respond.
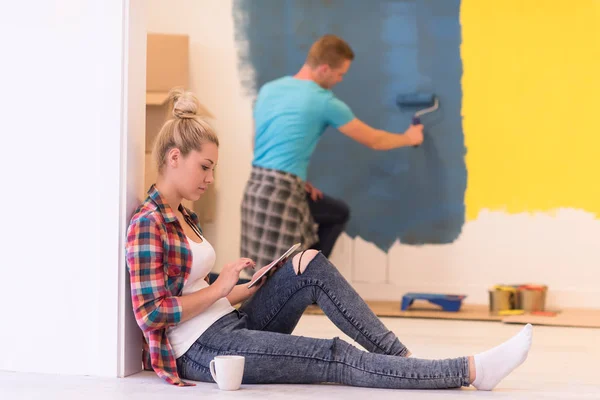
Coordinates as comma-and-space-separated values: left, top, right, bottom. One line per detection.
461, 0, 600, 220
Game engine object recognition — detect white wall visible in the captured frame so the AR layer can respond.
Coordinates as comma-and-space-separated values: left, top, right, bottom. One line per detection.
0, 0, 145, 377
146, 1, 600, 310
118, 0, 147, 377
339, 209, 600, 309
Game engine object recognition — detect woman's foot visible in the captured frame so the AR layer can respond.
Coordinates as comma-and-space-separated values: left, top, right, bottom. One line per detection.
470, 323, 533, 390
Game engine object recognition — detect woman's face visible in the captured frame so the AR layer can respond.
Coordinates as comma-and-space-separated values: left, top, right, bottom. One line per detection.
172, 142, 218, 202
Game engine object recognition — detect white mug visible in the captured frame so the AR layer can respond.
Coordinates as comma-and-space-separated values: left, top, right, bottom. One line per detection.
209, 355, 245, 391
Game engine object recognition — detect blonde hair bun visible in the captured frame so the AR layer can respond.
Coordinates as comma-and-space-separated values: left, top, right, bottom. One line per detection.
169, 87, 198, 119
152, 87, 219, 174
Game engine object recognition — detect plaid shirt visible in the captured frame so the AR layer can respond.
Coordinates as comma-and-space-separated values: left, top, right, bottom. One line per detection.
126, 185, 201, 386
241, 166, 318, 268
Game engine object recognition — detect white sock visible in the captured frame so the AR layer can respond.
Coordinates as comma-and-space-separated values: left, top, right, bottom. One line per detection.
472, 323, 533, 391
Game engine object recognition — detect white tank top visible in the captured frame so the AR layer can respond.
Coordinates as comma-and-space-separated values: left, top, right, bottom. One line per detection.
167, 235, 235, 358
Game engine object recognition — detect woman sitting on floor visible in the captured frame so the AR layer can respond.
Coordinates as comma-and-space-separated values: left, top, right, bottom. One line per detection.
125, 88, 532, 390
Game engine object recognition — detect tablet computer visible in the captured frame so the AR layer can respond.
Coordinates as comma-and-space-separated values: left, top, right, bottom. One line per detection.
247, 243, 301, 289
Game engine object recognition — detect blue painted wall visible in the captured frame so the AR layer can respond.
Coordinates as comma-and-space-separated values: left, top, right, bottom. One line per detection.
233, 0, 466, 251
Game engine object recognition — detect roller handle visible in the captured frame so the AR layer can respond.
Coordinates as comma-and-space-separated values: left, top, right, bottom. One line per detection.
412, 116, 421, 147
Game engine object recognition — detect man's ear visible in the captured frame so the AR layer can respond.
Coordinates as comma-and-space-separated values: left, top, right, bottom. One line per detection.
315, 64, 330, 76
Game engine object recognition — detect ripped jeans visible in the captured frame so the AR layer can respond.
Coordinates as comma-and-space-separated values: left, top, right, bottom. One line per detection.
176, 252, 470, 389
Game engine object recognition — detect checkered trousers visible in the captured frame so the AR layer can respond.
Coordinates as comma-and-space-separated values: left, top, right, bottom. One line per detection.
241, 166, 319, 268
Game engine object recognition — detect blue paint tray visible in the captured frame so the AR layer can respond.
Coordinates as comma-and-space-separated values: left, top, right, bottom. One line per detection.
401, 293, 467, 312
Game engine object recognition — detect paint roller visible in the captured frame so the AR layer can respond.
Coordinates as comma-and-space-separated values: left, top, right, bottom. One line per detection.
396, 93, 439, 146
396, 93, 439, 125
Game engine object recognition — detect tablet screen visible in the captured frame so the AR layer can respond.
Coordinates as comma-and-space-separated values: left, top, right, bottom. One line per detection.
247, 243, 301, 289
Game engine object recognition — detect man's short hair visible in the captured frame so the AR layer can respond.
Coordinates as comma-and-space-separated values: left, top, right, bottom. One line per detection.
306, 34, 355, 68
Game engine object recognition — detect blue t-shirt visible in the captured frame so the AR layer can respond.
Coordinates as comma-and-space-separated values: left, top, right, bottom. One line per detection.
252, 76, 355, 181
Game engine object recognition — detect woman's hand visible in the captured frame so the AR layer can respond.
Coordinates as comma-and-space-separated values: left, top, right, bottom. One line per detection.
246, 264, 272, 295
214, 258, 255, 297
248, 258, 287, 292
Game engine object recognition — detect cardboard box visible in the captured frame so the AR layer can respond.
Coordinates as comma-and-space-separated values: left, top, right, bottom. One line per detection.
146, 33, 189, 94
145, 33, 189, 152
145, 33, 214, 152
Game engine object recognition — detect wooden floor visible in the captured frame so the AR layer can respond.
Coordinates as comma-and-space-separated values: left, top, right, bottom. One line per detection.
2, 315, 599, 399
305, 301, 600, 328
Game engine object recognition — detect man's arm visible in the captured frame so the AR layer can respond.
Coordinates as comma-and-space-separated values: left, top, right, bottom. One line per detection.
338, 118, 424, 150
251, 120, 255, 152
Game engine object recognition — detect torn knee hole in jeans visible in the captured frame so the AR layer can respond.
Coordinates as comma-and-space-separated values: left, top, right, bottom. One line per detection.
292, 249, 319, 275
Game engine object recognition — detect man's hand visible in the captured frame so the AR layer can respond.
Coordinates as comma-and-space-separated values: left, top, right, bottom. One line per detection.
404, 124, 424, 146
305, 181, 324, 202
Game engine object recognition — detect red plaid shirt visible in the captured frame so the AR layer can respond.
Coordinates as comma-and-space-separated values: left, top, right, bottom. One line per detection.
126, 185, 200, 386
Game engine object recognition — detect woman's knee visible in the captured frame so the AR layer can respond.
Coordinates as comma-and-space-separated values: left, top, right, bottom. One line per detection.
292, 249, 320, 275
